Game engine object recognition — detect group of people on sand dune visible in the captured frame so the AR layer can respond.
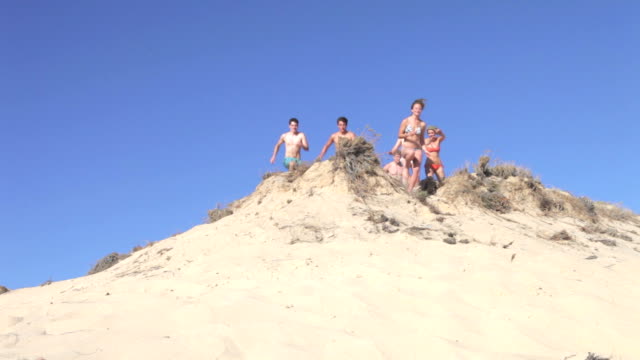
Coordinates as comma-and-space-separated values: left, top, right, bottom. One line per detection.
384, 98, 446, 192
270, 98, 445, 192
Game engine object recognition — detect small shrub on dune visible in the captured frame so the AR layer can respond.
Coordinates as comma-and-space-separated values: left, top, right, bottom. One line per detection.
480, 191, 512, 213
436, 170, 481, 204
580, 224, 632, 242
286, 162, 312, 182
563, 195, 598, 221
0, 285, 9, 295
550, 230, 573, 241
492, 163, 533, 179
333, 137, 380, 197
594, 202, 637, 222
88, 252, 130, 275
419, 177, 438, 195
132, 240, 158, 253
585, 353, 610, 360
473, 155, 533, 180
537, 191, 565, 213
262, 171, 279, 180
474, 155, 490, 177
207, 204, 233, 223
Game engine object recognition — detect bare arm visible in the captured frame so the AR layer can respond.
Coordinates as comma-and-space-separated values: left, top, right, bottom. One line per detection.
419, 122, 426, 146
437, 128, 446, 142
383, 161, 392, 172
300, 132, 309, 151
389, 138, 402, 154
397, 119, 411, 139
316, 135, 334, 160
270, 134, 285, 164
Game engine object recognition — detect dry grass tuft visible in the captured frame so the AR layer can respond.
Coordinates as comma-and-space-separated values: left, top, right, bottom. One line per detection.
594, 202, 637, 222
537, 191, 565, 213
581, 225, 632, 242
132, 240, 158, 253
490, 163, 533, 179
444, 155, 640, 223
419, 177, 438, 195
286, 162, 312, 182
262, 171, 279, 180
474, 155, 490, 177
585, 353, 610, 360
207, 204, 233, 224
550, 230, 573, 241
480, 191, 512, 213
473, 155, 533, 180
0, 285, 10, 295
333, 137, 380, 197
359, 125, 382, 146
88, 252, 130, 275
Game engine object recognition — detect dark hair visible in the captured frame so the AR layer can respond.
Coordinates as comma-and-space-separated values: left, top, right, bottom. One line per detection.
411, 98, 427, 110
289, 118, 299, 125
337, 116, 348, 125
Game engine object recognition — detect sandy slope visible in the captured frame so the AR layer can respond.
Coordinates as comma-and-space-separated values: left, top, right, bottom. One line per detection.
2, 161, 639, 360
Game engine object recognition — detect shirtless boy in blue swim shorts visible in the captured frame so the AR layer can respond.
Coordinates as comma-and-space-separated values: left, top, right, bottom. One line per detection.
270, 118, 309, 171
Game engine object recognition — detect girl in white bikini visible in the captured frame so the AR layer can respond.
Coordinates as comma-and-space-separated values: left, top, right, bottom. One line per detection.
396, 99, 427, 192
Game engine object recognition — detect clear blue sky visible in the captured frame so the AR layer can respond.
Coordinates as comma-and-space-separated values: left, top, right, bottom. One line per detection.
2, 1, 638, 289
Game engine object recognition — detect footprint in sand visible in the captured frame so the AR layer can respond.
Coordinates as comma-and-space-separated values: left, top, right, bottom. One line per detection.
0, 333, 19, 348
1, 316, 24, 327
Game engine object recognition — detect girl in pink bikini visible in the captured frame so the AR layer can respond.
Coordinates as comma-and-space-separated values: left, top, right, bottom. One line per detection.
396, 99, 427, 192
423, 125, 446, 184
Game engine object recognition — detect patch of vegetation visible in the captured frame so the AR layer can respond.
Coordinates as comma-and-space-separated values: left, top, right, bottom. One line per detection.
262, 171, 280, 180
474, 155, 533, 180
88, 252, 130, 275
594, 202, 637, 222
474, 155, 490, 178
537, 191, 565, 213
418, 177, 438, 195
207, 204, 233, 224
286, 162, 312, 182
366, 210, 388, 224
580, 225, 632, 242
0, 285, 9, 295
333, 137, 380, 197
585, 353, 610, 360
132, 240, 158, 253
480, 191, 511, 213
550, 230, 573, 241
590, 239, 617, 247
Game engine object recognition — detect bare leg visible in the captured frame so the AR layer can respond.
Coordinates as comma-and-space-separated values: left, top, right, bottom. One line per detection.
435, 165, 445, 184
289, 160, 297, 172
402, 149, 416, 191
425, 159, 434, 178
407, 150, 423, 192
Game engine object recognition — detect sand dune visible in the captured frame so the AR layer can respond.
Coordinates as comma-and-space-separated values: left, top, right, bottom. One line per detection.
2, 159, 639, 360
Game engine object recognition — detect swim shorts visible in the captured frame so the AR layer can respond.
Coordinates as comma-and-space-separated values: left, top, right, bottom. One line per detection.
283, 157, 301, 170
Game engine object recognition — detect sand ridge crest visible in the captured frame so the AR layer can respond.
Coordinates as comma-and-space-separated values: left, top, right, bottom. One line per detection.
1, 157, 639, 359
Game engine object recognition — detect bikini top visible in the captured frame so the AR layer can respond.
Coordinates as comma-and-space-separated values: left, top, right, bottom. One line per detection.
405, 124, 421, 135
426, 147, 440, 152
